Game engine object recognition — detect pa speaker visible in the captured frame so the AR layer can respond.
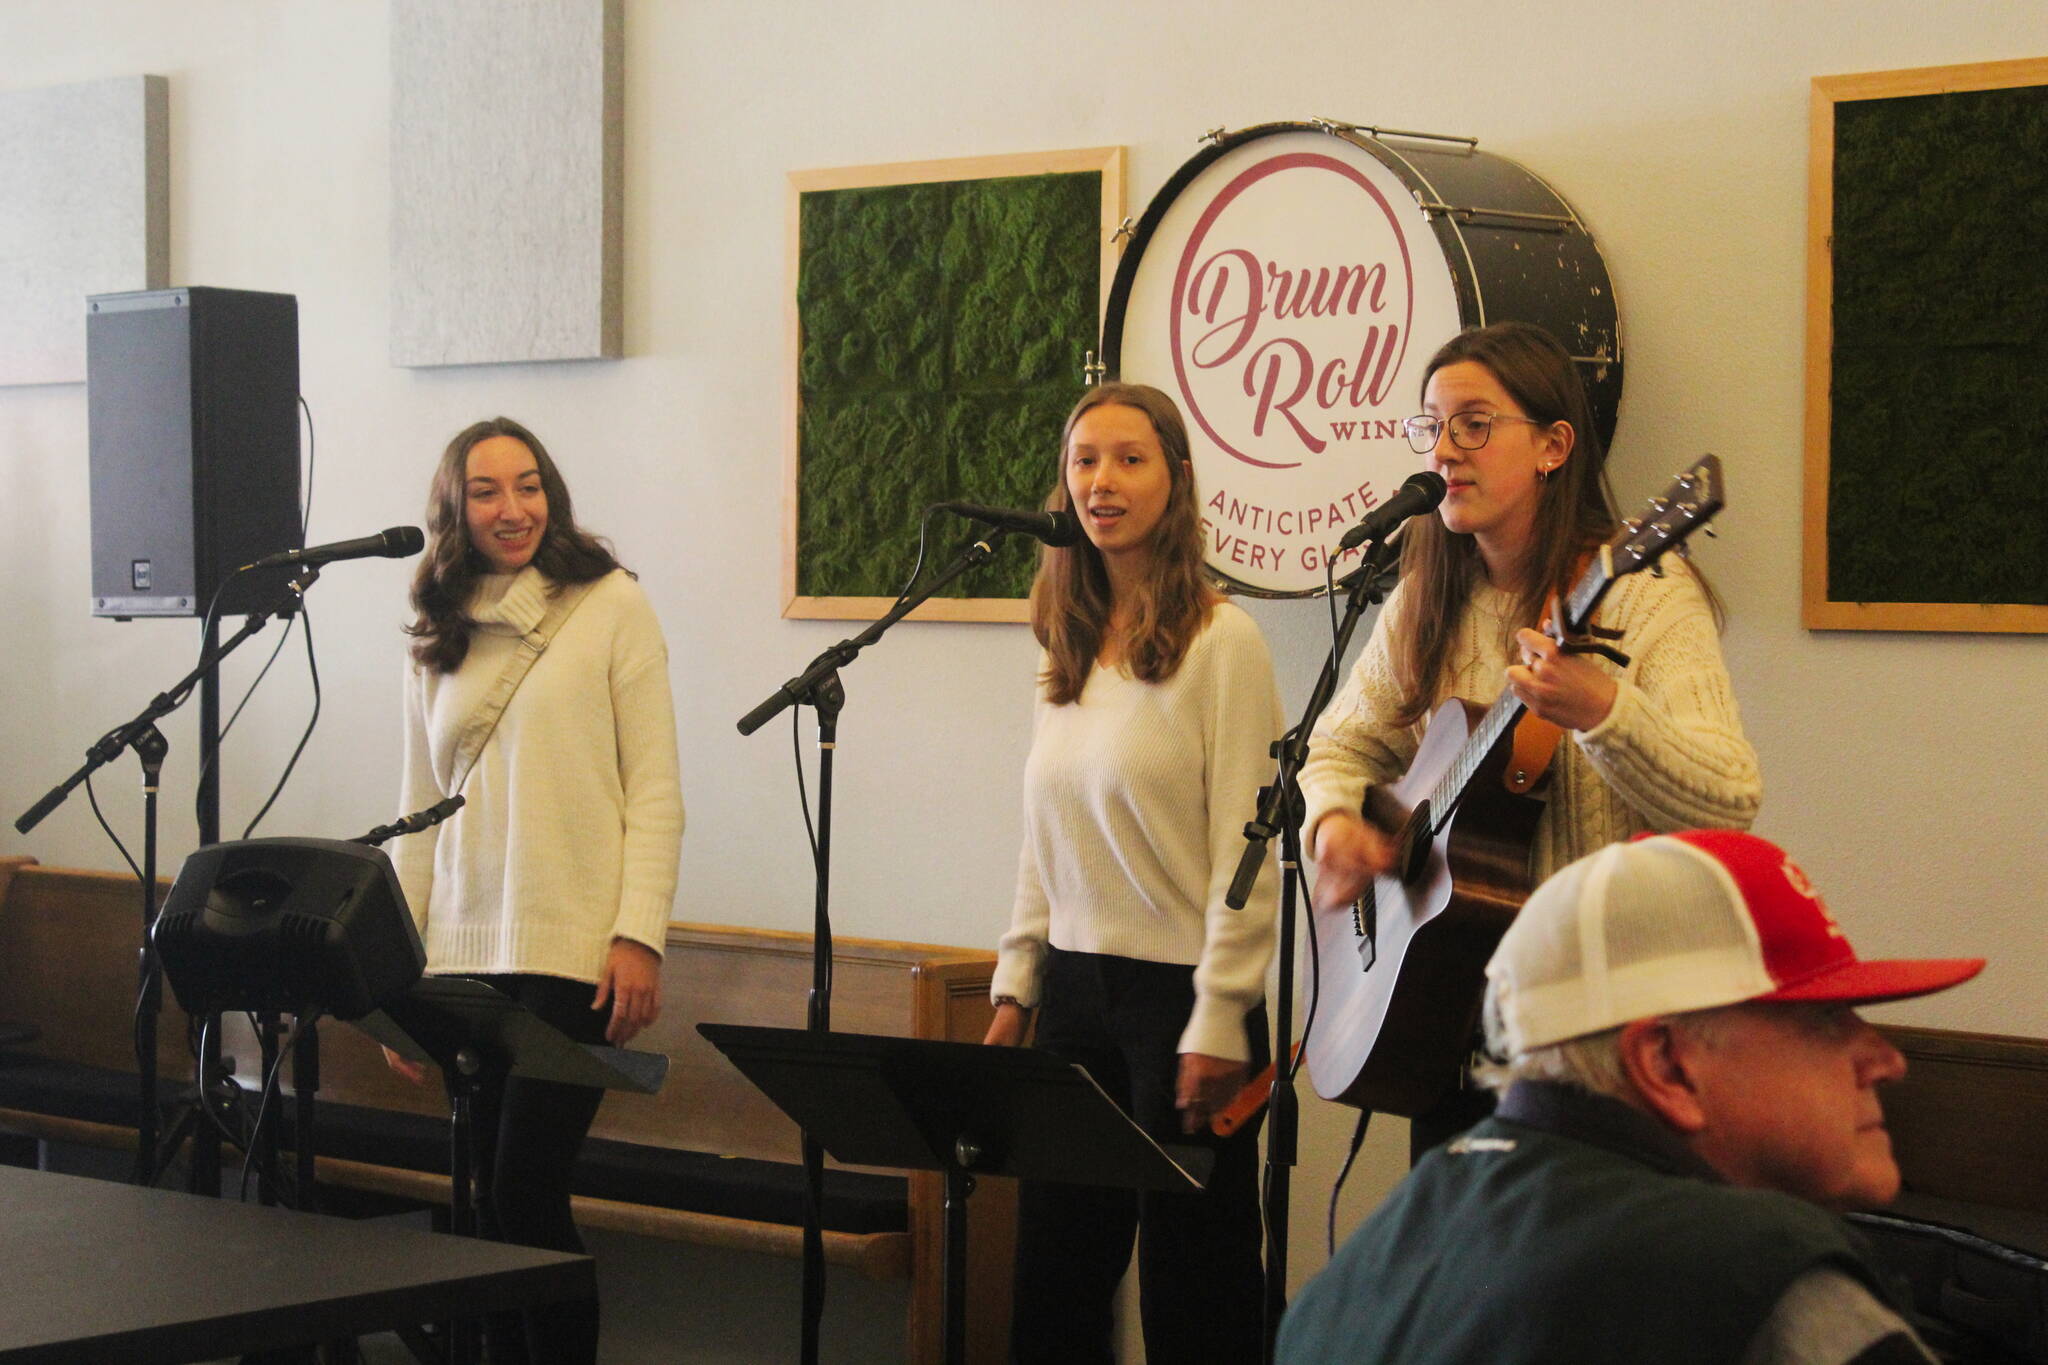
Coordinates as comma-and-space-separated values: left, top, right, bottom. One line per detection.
87, 287, 303, 618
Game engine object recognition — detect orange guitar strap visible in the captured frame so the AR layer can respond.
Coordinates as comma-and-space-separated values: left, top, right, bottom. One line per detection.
1502, 548, 1600, 797
1503, 714, 1565, 795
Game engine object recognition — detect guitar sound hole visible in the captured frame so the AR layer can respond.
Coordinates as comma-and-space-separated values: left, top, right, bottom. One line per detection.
1398, 802, 1433, 884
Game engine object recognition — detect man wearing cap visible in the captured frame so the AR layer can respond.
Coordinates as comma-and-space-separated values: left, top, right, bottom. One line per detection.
1277, 829, 1983, 1365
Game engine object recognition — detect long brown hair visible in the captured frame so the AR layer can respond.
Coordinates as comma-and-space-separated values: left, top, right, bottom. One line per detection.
1388, 323, 1619, 727
1030, 384, 1215, 705
406, 417, 624, 674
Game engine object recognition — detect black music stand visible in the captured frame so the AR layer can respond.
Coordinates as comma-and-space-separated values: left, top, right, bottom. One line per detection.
698, 1024, 1212, 1365
354, 978, 669, 1365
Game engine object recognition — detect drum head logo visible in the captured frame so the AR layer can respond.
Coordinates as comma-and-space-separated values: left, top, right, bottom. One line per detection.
1171, 152, 1416, 473
1117, 133, 1462, 594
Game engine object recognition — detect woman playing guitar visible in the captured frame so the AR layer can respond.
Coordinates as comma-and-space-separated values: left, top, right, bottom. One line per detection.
1300, 322, 1762, 1155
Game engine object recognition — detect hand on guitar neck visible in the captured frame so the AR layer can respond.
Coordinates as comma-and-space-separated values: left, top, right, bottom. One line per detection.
1505, 612, 1619, 734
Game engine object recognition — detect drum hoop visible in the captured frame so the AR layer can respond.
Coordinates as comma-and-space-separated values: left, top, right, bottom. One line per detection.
1099, 121, 1619, 597
1096, 122, 1453, 597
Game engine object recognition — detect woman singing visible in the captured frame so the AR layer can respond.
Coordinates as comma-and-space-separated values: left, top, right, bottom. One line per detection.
984, 383, 1282, 1365
1300, 322, 1762, 1152
390, 417, 683, 1365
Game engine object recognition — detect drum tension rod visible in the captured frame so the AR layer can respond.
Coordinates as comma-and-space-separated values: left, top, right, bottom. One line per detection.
1415, 200, 1579, 230
1312, 117, 1480, 148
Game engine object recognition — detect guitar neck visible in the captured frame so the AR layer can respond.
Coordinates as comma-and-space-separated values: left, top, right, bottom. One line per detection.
1423, 549, 1613, 831
1427, 691, 1528, 832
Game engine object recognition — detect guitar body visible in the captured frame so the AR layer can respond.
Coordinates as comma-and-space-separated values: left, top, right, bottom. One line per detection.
1304, 698, 1548, 1116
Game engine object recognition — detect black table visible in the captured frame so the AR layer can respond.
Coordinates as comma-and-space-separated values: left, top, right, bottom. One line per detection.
0, 1165, 592, 1363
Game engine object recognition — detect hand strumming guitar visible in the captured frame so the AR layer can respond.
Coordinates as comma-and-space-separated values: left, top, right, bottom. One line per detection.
1310, 811, 1398, 912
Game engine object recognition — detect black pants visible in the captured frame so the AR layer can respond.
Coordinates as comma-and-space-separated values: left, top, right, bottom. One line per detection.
1010, 948, 1268, 1365
462, 973, 610, 1365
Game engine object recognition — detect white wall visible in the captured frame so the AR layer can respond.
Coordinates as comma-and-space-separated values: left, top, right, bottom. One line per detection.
4, 0, 2046, 1347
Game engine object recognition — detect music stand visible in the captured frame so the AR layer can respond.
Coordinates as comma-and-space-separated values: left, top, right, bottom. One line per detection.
698, 1024, 1212, 1365
354, 978, 669, 1365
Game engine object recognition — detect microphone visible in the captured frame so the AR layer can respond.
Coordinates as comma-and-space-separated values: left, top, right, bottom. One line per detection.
352, 794, 465, 847
243, 526, 426, 572
1335, 472, 1448, 551
938, 501, 1084, 548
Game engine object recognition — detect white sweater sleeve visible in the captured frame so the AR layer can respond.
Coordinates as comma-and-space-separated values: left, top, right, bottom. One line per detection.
1573, 565, 1762, 832
992, 687, 1052, 1008
604, 585, 685, 956
392, 657, 440, 936
1180, 609, 1285, 1061
1299, 587, 1420, 850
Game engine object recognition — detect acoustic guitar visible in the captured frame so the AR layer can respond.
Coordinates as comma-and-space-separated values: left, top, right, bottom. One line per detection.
1303, 455, 1725, 1115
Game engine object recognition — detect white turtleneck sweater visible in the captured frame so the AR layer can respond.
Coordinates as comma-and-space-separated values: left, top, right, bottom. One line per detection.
1300, 559, 1761, 883
992, 602, 1284, 1062
393, 567, 684, 982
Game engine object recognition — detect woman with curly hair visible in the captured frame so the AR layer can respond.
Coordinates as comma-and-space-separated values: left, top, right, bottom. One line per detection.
389, 416, 683, 1365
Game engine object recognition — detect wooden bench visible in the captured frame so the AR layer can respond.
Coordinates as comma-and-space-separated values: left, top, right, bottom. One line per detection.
1856, 1025, 2048, 1359
1878, 1024, 2048, 1222
0, 854, 1016, 1364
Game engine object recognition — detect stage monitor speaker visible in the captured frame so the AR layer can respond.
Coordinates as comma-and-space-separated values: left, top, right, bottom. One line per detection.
87, 286, 303, 619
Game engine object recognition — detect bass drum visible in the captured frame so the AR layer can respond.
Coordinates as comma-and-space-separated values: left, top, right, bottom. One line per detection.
1101, 119, 1623, 597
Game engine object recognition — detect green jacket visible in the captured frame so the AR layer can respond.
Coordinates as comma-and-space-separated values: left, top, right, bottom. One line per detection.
1278, 1081, 1887, 1364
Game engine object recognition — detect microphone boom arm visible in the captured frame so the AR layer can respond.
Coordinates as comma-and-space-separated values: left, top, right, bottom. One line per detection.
14, 565, 322, 835
736, 528, 1011, 736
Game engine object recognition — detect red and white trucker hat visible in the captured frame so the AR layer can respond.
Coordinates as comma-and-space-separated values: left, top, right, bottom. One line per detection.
1486, 829, 1985, 1053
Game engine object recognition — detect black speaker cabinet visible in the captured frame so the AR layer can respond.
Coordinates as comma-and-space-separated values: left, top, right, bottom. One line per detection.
87, 287, 303, 619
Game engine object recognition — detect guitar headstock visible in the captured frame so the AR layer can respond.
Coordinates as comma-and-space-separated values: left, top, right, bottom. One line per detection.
1608, 454, 1724, 580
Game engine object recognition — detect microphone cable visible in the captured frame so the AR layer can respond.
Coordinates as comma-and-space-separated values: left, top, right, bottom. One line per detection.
193, 394, 322, 836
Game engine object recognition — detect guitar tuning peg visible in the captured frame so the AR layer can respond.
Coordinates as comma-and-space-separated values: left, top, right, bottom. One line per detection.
1649, 562, 1666, 578
1649, 496, 1671, 512
1702, 524, 1718, 539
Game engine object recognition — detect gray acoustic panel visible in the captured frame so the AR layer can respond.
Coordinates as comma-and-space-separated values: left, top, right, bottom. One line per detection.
0, 76, 168, 387
390, 0, 623, 367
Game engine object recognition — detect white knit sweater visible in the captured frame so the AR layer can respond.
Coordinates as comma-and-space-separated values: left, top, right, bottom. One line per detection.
393, 567, 684, 982
992, 603, 1284, 1062
1300, 560, 1761, 882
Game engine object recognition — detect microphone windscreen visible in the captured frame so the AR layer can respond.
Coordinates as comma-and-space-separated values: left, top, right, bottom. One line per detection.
1407, 470, 1448, 507
1043, 510, 1084, 548
384, 526, 427, 557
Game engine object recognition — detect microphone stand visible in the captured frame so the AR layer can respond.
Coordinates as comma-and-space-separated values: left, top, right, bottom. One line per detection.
14, 564, 322, 1191
735, 526, 1010, 1365
1225, 537, 1399, 1363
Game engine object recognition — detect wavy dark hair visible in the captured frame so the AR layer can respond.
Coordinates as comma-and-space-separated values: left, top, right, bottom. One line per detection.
1030, 383, 1215, 705
1388, 323, 1620, 727
406, 417, 624, 674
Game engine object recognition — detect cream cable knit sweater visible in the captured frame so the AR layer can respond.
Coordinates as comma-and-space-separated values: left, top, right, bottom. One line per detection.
992, 603, 1284, 1062
394, 567, 684, 982
1300, 560, 1760, 883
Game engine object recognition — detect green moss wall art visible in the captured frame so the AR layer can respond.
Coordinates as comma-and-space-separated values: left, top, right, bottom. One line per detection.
1805, 59, 2048, 633
784, 148, 1125, 622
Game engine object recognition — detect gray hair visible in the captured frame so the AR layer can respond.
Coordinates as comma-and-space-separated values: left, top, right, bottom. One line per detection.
1473, 980, 1738, 1100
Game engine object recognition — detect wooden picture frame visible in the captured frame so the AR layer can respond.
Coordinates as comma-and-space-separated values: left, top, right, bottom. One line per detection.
1803, 57, 2048, 632
784, 147, 1125, 623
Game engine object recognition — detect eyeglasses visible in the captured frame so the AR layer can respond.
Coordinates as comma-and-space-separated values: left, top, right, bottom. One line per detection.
1402, 411, 1547, 455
